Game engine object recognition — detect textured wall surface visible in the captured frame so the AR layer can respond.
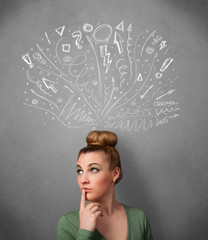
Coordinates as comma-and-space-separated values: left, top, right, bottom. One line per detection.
0, 0, 208, 239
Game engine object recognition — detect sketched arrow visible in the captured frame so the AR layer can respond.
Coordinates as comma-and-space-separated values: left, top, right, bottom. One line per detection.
140, 85, 154, 99
156, 89, 175, 100
127, 23, 132, 32
42, 77, 57, 93
113, 32, 124, 55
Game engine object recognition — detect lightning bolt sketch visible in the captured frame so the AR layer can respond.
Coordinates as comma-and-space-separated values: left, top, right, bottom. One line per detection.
100, 45, 112, 73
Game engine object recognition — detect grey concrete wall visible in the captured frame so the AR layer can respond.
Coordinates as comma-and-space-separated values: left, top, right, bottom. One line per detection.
0, 0, 208, 239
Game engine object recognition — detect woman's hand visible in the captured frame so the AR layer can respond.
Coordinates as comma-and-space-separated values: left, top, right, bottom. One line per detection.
79, 189, 103, 232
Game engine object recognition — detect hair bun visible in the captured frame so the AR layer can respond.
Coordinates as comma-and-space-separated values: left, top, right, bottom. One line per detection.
86, 131, 117, 147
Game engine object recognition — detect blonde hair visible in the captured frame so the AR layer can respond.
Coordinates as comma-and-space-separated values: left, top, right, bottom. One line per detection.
78, 131, 123, 184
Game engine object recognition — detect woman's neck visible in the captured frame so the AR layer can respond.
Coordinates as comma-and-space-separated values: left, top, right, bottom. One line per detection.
91, 191, 121, 216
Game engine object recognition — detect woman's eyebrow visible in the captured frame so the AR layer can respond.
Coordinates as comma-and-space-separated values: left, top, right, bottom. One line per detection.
76, 163, 101, 168
89, 163, 101, 167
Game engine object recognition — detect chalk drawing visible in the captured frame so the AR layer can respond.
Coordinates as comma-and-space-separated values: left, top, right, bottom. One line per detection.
42, 77, 57, 94
72, 30, 83, 49
100, 45, 112, 73
114, 32, 124, 55
83, 23, 93, 32
115, 21, 124, 32
160, 58, 174, 72
55, 25, 65, 37
21, 21, 180, 132
44, 32, 51, 44
159, 40, 167, 50
32, 52, 46, 65
92, 24, 112, 43
62, 44, 71, 53
22, 53, 34, 68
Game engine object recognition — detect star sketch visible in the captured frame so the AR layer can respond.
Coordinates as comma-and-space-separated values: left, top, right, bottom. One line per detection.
21, 21, 180, 132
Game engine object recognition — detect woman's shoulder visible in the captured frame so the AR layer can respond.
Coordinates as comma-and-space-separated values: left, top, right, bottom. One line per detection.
57, 209, 82, 239
122, 204, 153, 239
64, 209, 79, 219
122, 204, 148, 221
58, 209, 80, 228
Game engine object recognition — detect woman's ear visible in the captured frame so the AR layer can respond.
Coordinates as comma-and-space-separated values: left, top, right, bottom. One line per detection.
113, 167, 120, 182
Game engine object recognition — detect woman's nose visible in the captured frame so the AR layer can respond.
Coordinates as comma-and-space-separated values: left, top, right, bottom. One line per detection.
80, 172, 90, 184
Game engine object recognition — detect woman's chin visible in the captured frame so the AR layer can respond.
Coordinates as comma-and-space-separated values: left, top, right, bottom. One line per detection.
85, 193, 93, 201
86, 193, 99, 202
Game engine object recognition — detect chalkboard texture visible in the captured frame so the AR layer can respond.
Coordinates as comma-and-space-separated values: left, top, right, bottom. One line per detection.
0, 0, 208, 239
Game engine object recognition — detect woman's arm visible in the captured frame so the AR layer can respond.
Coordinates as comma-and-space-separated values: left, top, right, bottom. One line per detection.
57, 215, 94, 240
57, 190, 102, 240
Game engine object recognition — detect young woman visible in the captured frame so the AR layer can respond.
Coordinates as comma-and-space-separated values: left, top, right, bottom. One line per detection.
57, 131, 153, 240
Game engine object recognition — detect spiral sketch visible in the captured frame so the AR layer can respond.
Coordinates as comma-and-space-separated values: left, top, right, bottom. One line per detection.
21, 21, 180, 132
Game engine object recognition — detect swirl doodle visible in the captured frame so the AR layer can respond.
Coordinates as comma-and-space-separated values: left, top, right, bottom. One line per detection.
21, 21, 180, 132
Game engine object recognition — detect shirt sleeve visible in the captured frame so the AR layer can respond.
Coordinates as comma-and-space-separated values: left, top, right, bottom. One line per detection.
57, 216, 94, 240
143, 215, 153, 240
76, 229, 94, 240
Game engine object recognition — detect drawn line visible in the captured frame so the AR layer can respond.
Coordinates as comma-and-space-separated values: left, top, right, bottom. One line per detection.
36, 44, 67, 77
60, 95, 75, 117
160, 58, 174, 72
26, 70, 51, 96
141, 31, 155, 56
105, 119, 153, 132
55, 37, 68, 65
23, 103, 97, 127
156, 107, 180, 116
110, 52, 157, 112
86, 35, 102, 98
156, 89, 175, 100
30, 89, 59, 110
164, 47, 169, 55
126, 23, 133, 81
58, 74, 102, 126
101, 77, 115, 116
45, 32, 51, 44
140, 85, 154, 99
133, 31, 144, 82
37, 66, 60, 76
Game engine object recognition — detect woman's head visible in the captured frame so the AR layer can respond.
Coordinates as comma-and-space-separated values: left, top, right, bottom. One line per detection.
77, 131, 123, 184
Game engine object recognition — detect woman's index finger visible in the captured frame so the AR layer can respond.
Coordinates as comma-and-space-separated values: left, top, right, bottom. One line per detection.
80, 189, 86, 208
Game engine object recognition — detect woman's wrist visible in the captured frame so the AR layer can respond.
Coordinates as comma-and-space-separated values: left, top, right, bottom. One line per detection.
77, 228, 94, 239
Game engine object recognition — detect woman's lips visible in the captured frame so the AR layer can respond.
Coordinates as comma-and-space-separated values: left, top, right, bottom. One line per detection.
82, 188, 92, 192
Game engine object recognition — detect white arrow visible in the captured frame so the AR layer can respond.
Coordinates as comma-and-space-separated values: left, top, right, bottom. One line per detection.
140, 85, 154, 99
42, 77, 57, 94
156, 89, 175, 100
113, 32, 124, 54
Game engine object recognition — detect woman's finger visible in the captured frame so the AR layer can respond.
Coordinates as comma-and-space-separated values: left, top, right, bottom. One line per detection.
90, 205, 103, 217
90, 205, 101, 213
87, 202, 102, 210
94, 209, 103, 218
80, 189, 86, 209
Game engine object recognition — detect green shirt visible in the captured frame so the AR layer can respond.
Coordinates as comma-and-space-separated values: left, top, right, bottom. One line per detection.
57, 204, 153, 240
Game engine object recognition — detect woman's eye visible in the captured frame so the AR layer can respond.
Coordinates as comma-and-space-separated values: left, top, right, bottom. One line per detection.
91, 168, 99, 173
76, 169, 83, 175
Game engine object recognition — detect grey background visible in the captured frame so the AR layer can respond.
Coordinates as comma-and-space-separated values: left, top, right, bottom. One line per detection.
0, 0, 208, 239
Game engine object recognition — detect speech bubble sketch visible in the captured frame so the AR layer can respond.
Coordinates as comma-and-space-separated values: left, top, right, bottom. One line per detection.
21, 22, 180, 132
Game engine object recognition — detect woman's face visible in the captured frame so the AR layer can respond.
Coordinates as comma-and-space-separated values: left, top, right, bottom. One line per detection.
76, 151, 116, 202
